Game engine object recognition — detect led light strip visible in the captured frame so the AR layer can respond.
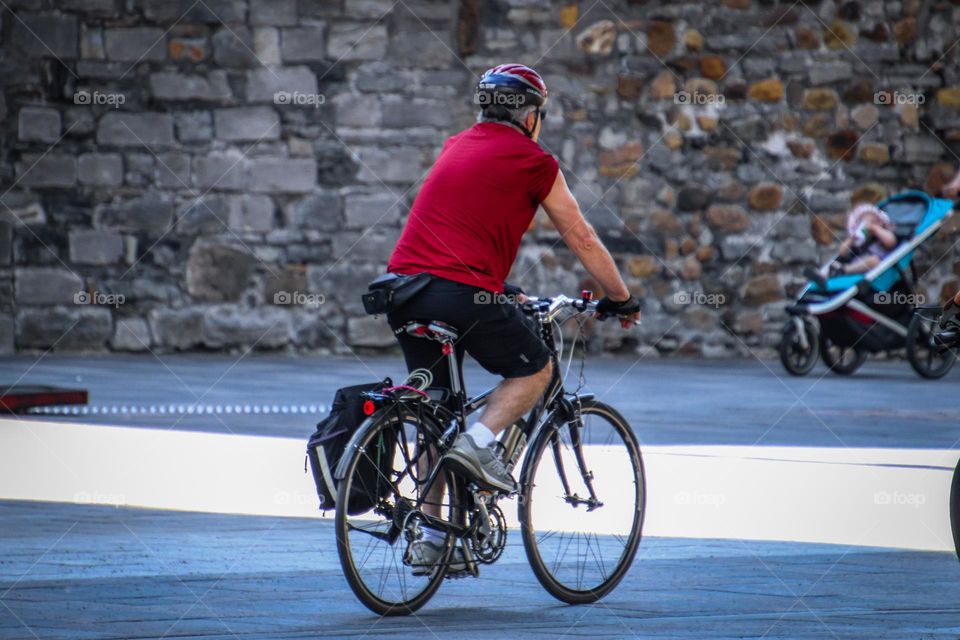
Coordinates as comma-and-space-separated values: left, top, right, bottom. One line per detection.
26, 403, 329, 416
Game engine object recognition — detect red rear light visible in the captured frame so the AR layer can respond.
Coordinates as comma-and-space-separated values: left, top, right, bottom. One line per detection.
362, 399, 376, 416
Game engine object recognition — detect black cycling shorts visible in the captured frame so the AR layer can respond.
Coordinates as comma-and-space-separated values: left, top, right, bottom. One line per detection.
387, 276, 551, 390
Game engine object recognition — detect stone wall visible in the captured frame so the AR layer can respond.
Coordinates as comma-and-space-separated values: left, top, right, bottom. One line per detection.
3, 0, 960, 357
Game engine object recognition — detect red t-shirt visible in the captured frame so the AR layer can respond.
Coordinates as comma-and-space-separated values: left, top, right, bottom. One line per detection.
387, 122, 559, 293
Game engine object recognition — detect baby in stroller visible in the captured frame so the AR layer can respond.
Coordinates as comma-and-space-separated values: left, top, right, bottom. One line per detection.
804, 202, 898, 288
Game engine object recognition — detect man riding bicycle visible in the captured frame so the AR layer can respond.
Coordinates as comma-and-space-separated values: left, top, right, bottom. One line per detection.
381, 64, 640, 571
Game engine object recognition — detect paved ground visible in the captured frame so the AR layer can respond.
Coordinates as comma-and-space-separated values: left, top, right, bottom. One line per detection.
3, 354, 960, 447
2, 355, 960, 638
1, 500, 958, 640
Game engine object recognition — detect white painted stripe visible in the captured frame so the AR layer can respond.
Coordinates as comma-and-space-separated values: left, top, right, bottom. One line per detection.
0, 418, 955, 552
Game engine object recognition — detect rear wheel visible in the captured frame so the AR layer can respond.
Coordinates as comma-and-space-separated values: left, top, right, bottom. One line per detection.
906, 313, 957, 379
820, 336, 867, 375
335, 409, 462, 616
778, 318, 819, 376
519, 399, 645, 604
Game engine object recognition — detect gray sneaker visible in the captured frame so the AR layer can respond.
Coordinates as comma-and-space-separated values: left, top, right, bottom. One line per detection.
407, 539, 466, 576
444, 434, 517, 493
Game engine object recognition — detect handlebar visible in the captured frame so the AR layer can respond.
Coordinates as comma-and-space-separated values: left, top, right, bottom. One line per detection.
522, 292, 640, 325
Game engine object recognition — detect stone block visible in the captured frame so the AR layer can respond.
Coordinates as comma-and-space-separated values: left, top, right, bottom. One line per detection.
186, 242, 253, 302
347, 316, 395, 348
111, 317, 151, 351
175, 111, 213, 142
202, 306, 291, 349
69, 230, 124, 265
212, 26, 257, 67
16, 307, 112, 351
281, 27, 326, 62
327, 23, 387, 61
286, 191, 341, 230
18, 106, 61, 142
97, 193, 174, 234
214, 107, 280, 141
97, 112, 175, 147
104, 27, 165, 62
149, 308, 204, 350
229, 195, 274, 232
11, 12, 78, 58
154, 153, 190, 189
344, 191, 402, 228
244, 158, 316, 193
150, 71, 232, 101
250, 0, 298, 26
17, 154, 76, 188
192, 152, 245, 190
15, 267, 83, 305
355, 147, 422, 184
245, 66, 317, 103
78, 153, 123, 186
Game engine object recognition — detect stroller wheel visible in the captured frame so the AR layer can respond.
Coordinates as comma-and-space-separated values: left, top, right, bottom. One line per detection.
906, 313, 957, 379
820, 337, 867, 376
778, 318, 819, 376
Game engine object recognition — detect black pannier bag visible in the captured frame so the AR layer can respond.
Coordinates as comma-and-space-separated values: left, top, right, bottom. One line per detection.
306, 379, 396, 515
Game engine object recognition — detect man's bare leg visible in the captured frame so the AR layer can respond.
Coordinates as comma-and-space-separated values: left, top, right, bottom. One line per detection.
477, 360, 553, 435
422, 359, 552, 520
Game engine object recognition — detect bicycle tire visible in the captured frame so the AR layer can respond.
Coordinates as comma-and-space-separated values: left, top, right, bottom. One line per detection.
519, 398, 645, 604
335, 408, 461, 616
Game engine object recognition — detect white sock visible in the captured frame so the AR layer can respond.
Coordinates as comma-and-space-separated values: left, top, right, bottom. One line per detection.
466, 422, 496, 447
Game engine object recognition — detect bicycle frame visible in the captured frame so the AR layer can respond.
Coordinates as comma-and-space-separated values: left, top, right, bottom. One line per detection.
403, 297, 598, 538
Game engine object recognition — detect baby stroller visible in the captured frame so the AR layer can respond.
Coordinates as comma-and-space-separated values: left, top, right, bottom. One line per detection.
778, 191, 958, 378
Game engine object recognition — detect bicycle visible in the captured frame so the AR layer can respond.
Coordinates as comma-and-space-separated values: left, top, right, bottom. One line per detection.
333, 291, 646, 615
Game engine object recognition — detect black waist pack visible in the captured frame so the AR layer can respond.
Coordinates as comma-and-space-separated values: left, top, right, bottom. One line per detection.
361, 272, 432, 315
306, 379, 395, 515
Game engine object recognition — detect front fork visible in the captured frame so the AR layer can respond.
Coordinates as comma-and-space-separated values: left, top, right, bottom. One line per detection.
550, 399, 603, 511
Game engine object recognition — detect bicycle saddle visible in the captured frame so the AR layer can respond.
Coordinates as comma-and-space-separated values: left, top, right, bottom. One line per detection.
402, 320, 459, 342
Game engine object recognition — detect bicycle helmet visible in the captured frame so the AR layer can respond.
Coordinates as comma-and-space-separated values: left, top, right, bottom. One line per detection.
476, 63, 548, 137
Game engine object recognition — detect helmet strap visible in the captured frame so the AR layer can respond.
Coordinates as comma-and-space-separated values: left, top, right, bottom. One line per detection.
514, 107, 540, 139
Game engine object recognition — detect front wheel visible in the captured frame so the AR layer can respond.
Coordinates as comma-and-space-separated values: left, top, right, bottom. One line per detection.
820, 336, 867, 375
906, 313, 957, 379
519, 399, 645, 604
778, 317, 819, 376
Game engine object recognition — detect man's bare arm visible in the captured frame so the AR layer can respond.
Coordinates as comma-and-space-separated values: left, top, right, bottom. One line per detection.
541, 169, 630, 302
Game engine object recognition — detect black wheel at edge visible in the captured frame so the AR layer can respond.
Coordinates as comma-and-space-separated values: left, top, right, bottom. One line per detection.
778, 318, 819, 376
519, 399, 645, 604
906, 313, 957, 379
